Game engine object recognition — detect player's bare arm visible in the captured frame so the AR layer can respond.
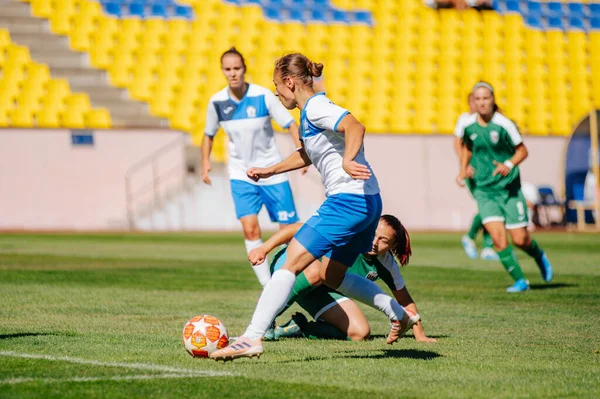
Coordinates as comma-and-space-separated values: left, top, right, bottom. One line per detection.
492, 143, 528, 177
248, 223, 303, 265
201, 135, 214, 185
457, 146, 473, 187
336, 113, 371, 180
247, 144, 312, 182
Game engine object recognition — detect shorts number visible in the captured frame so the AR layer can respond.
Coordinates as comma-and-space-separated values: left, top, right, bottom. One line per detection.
516, 201, 525, 216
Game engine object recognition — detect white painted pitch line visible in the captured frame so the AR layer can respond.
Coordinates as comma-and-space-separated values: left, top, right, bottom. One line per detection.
0, 351, 235, 377
0, 374, 202, 385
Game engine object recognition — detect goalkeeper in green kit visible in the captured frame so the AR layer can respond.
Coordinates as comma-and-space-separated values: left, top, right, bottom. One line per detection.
456, 82, 553, 292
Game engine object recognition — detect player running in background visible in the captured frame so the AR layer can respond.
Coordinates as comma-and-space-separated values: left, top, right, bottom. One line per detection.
201, 48, 301, 288
249, 215, 436, 343
211, 53, 419, 361
454, 93, 498, 261
456, 82, 553, 292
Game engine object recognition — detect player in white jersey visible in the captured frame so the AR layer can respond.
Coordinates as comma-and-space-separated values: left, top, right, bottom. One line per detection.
211, 53, 419, 361
454, 93, 499, 261
201, 48, 301, 288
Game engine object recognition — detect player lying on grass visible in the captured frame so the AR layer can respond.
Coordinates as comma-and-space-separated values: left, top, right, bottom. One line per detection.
249, 215, 436, 343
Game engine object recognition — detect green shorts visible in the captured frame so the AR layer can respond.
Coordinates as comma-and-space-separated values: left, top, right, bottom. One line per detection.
296, 286, 350, 320
474, 188, 528, 229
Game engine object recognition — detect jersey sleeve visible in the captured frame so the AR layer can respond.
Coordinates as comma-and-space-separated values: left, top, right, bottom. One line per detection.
265, 90, 295, 129
453, 114, 467, 138
307, 99, 349, 132
462, 127, 473, 149
204, 99, 220, 137
504, 119, 523, 146
376, 252, 405, 291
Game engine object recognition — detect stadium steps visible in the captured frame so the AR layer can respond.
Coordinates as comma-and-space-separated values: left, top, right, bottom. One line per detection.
0, 0, 167, 128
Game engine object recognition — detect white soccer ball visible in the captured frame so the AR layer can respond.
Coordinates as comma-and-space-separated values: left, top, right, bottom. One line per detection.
182, 315, 229, 358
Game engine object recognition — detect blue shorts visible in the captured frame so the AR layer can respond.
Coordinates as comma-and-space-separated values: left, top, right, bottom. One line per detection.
230, 180, 299, 224
295, 193, 382, 267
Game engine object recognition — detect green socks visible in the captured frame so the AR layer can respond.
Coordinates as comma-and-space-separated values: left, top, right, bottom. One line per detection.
522, 239, 544, 260
497, 246, 526, 282
468, 214, 483, 240
483, 229, 494, 249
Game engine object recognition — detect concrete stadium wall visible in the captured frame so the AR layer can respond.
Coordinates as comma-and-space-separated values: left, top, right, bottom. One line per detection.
0, 129, 186, 230
0, 129, 566, 231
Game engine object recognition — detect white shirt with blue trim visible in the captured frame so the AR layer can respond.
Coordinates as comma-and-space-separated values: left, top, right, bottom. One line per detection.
300, 93, 380, 196
205, 84, 295, 185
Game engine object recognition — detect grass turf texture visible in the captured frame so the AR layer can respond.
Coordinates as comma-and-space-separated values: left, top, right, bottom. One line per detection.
0, 232, 598, 398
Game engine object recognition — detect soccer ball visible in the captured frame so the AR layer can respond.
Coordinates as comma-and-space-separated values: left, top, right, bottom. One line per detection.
182, 315, 229, 358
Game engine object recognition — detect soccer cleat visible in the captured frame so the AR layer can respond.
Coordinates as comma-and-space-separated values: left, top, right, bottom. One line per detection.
263, 320, 277, 341
535, 252, 553, 282
210, 336, 263, 361
386, 308, 420, 345
506, 279, 530, 293
274, 312, 306, 339
480, 247, 500, 261
461, 235, 478, 259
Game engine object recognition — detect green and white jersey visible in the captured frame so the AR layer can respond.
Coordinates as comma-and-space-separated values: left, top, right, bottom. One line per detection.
349, 252, 405, 291
462, 112, 522, 192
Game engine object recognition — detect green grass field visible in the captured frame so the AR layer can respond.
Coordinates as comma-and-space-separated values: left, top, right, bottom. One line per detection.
1, 232, 599, 398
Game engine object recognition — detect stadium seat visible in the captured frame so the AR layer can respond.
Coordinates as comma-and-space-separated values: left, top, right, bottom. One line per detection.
11, 107, 35, 127
86, 108, 112, 128
36, 107, 61, 128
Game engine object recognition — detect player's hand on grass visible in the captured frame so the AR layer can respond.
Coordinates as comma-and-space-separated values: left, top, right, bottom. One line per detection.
248, 247, 267, 266
342, 159, 371, 180
202, 161, 212, 185
492, 160, 510, 177
247, 167, 274, 182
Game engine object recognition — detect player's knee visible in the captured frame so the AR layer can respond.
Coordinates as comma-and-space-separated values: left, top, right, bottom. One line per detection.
242, 224, 260, 240
348, 323, 371, 342
512, 233, 531, 248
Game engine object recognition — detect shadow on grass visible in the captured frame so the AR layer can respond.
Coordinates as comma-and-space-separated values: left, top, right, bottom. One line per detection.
530, 283, 577, 290
344, 349, 442, 361
370, 334, 450, 340
0, 332, 75, 340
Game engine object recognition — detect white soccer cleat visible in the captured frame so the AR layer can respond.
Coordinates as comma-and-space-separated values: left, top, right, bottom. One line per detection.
386, 309, 420, 345
210, 336, 263, 361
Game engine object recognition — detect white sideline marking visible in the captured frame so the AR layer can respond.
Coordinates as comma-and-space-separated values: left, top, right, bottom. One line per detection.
1, 374, 200, 385
0, 351, 234, 378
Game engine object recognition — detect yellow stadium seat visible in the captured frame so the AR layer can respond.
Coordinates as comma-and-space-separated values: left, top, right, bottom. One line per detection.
86, 108, 111, 128
43, 79, 70, 106
49, 1, 75, 35
30, 0, 51, 18
11, 107, 35, 127
129, 69, 154, 102
62, 109, 85, 128
108, 52, 134, 88
36, 107, 61, 128
0, 28, 10, 49
89, 33, 115, 69
0, 108, 9, 127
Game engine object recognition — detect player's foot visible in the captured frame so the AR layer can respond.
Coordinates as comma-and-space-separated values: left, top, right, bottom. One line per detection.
263, 320, 277, 341
506, 279, 530, 293
480, 247, 499, 261
386, 308, 420, 345
535, 252, 553, 282
210, 336, 263, 361
274, 312, 306, 339
461, 235, 478, 259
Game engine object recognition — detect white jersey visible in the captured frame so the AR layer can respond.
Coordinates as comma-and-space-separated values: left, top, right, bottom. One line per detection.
300, 93, 380, 196
205, 84, 295, 185
377, 251, 405, 291
454, 112, 475, 139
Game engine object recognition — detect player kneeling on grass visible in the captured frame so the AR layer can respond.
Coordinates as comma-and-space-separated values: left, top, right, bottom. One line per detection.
250, 215, 436, 343
456, 82, 553, 293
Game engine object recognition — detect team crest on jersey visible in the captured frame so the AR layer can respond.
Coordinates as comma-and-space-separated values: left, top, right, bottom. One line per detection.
246, 106, 256, 118
490, 130, 499, 144
366, 271, 378, 281
470, 133, 478, 141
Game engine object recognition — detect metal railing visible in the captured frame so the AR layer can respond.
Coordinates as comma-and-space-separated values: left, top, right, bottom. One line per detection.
124, 135, 189, 230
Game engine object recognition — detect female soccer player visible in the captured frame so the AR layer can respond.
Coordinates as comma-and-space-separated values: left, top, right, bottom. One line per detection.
456, 82, 553, 292
211, 53, 419, 360
251, 215, 436, 343
454, 93, 498, 261
201, 48, 301, 288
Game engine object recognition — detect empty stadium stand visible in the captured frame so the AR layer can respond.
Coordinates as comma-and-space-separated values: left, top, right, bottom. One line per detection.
0, 0, 597, 139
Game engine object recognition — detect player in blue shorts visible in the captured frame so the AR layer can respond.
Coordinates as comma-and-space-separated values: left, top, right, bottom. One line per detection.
248, 215, 436, 343
211, 53, 419, 361
201, 48, 301, 287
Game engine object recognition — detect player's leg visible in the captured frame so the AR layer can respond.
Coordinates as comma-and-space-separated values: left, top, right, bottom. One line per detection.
317, 297, 371, 341
230, 180, 270, 287
259, 181, 299, 226
462, 213, 482, 259
480, 227, 500, 260
506, 191, 553, 282
210, 237, 316, 360
479, 193, 529, 292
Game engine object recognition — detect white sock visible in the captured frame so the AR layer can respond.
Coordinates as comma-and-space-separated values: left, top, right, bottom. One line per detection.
337, 272, 406, 321
245, 238, 270, 287
243, 269, 296, 340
